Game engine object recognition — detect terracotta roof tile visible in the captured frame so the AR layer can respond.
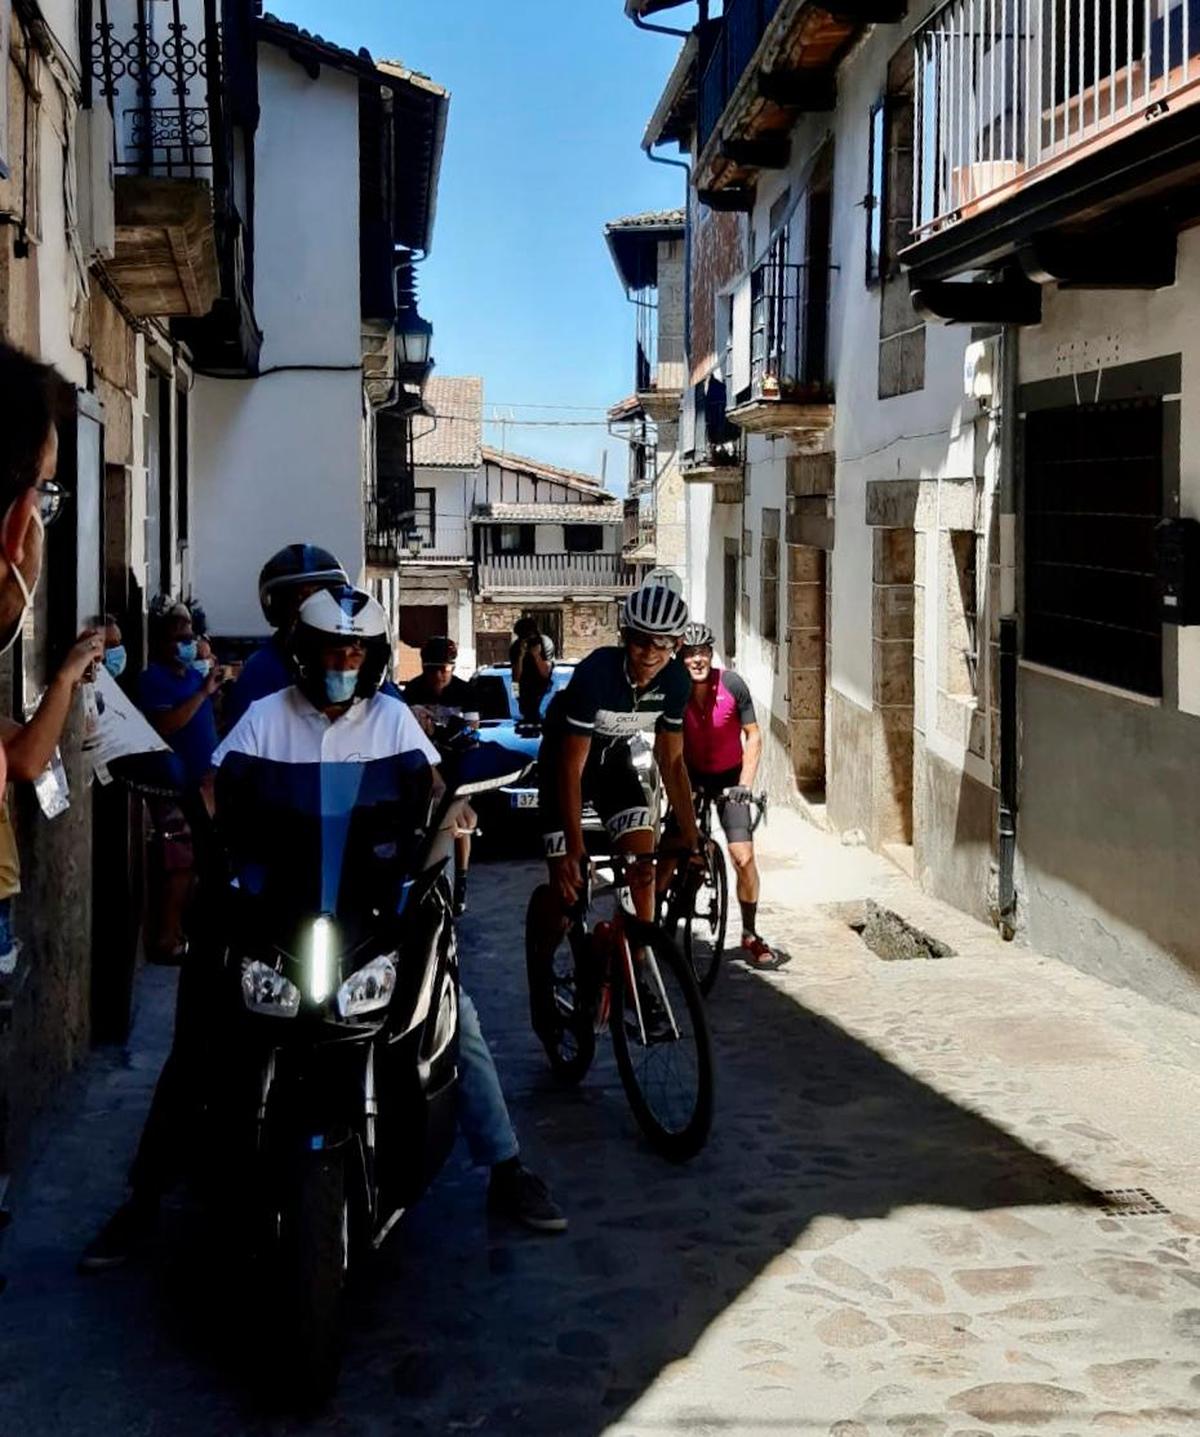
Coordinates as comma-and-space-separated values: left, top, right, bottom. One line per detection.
413, 376, 483, 469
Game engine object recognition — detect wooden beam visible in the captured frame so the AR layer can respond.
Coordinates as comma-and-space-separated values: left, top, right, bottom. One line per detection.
757, 68, 836, 111
698, 186, 755, 214
719, 136, 791, 170
910, 269, 1042, 326
1018, 228, 1177, 289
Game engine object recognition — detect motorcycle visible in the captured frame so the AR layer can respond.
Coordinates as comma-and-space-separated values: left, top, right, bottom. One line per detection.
209, 736, 528, 1404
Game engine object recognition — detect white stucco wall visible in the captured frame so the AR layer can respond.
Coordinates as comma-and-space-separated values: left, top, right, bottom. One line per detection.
191, 44, 364, 636
415, 466, 473, 557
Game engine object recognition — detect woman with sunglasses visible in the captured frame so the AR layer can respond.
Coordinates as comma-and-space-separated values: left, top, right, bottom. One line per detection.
524, 578, 702, 1042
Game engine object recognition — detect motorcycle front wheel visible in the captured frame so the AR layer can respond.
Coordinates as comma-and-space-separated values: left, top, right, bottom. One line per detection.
611, 920, 713, 1162
278, 1147, 348, 1407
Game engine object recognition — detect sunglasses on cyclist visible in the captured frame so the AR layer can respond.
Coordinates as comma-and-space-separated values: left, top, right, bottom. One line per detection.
626, 633, 676, 653
680, 645, 713, 659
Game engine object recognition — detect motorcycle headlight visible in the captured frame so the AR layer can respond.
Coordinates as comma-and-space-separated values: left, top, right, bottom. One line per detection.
241, 960, 301, 1018
336, 954, 398, 1020
308, 915, 337, 1004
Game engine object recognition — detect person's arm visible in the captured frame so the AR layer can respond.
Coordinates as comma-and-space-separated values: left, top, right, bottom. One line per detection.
554, 733, 592, 903
656, 729, 700, 850
3, 629, 104, 781
526, 641, 553, 682
150, 669, 221, 738
739, 722, 762, 789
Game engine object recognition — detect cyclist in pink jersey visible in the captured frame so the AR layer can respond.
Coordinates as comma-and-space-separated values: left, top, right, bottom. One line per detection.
679, 622, 785, 970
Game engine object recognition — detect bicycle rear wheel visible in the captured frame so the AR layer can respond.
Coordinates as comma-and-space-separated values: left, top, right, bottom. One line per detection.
524, 886, 596, 1086
610, 920, 713, 1162
682, 839, 728, 996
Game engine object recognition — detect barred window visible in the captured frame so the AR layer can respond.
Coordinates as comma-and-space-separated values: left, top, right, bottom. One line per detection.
1024, 398, 1163, 697
761, 508, 781, 644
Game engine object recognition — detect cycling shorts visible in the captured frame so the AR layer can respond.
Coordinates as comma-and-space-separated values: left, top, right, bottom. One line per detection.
538, 740, 653, 858
665, 766, 755, 846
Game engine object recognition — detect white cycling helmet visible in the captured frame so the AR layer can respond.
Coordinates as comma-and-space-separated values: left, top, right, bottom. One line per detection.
622, 579, 689, 638
681, 621, 715, 649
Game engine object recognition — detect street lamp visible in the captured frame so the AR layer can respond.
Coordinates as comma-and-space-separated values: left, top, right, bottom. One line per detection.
396, 303, 433, 374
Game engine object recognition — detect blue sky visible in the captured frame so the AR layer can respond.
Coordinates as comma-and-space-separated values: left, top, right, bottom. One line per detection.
275, 1, 686, 488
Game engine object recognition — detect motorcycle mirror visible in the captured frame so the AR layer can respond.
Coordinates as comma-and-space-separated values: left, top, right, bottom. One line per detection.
447, 741, 531, 797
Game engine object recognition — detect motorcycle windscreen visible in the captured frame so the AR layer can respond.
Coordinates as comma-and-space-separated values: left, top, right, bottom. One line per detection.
215, 751, 435, 926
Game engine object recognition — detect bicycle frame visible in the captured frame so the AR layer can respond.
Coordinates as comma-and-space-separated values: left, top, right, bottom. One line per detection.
574, 852, 682, 1047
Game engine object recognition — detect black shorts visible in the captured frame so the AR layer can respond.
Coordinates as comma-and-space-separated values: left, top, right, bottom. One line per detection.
668, 767, 754, 846
538, 740, 653, 857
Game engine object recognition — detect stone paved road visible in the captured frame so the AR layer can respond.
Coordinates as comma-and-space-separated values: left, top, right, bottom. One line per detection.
2, 822, 1200, 1436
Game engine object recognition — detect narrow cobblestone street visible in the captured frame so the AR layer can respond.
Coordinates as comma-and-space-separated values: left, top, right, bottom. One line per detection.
3, 813, 1200, 1435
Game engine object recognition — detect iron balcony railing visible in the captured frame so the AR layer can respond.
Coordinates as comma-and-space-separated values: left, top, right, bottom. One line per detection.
88, 0, 223, 179
699, 0, 786, 153
748, 256, 831, 399
477, 553, 640, 592
913, 0, 1200, 238
622, 497, 657, 553
635, 291, 658, 393
685, 376, 745, 471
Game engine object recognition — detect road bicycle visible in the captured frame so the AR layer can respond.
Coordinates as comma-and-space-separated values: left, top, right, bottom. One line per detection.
661, 788, 768, 996
524, 852, 713, 1162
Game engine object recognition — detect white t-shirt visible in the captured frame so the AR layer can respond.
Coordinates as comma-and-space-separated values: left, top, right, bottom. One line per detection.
213, 686, 440, 769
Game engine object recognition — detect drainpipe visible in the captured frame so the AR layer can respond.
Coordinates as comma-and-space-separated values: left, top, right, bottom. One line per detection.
996, 325, 1020, 941
645, 145, 693, 362
630, 2, 706, 40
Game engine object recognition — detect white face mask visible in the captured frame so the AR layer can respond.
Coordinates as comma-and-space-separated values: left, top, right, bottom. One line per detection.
0, 507, 43, 658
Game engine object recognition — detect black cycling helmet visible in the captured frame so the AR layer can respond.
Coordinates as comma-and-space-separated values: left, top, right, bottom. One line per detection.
681, 621, 715, 650
290, 585, 390, 705
258, 543, 349, 628
421, 635, 458, 667
621, 578, 688, 638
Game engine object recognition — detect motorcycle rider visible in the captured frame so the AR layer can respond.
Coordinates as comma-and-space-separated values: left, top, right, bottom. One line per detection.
224, 543, 349, 730
676, 621, 784, 970
80, 587, 565, 1270
525, 578, 702, 1038
403, 636, 478, 916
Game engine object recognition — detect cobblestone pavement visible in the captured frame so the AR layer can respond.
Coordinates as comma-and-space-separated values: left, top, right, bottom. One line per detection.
3, 813, 1200, 1436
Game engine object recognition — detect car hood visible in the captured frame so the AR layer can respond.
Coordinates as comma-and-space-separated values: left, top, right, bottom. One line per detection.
475, 721, 541, 763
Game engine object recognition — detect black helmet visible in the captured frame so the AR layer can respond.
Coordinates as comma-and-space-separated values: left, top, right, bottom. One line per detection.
258, 544, 349, 628
681, 621, 715, 649
420, 635, 458, 667
290, 585, 390, 706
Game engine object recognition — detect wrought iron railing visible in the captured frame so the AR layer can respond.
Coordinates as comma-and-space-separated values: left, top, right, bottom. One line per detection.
912, 0, 1200, 238
88, 0, 221, 178
748, 256, 831, 398
698, 0, 785, 153
684, 376, 745, 472
477, 553, 640, 591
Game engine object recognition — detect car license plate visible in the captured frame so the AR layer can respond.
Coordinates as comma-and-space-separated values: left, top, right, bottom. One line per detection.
511, 791, 539, 810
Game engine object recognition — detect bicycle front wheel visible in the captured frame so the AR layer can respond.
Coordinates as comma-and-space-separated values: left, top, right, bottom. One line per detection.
682, 839, 728, 996
610, 920, 713, 1162
525, 886, 596, 1086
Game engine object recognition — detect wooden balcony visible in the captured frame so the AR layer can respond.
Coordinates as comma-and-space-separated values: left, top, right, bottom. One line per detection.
695, 0, 897, 198
727, 255, 834, 438
904, 0, 1200, 289
476, 552, 641, 596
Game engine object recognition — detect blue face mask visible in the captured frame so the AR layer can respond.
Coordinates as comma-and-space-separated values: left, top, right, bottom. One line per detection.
176, 640, 198, 664
190, 658, 212, 677
103, 645, 127, 679
324, 669, 359, 705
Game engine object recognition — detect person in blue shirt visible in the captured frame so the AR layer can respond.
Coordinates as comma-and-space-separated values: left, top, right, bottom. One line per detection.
224, 544, 348, 730
137, 601, 224, 962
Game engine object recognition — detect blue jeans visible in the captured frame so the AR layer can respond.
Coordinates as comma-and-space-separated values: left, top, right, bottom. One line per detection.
456, 988, 519, 1168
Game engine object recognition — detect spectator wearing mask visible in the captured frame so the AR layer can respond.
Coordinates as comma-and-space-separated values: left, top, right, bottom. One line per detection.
510, 615, 556, 724
137, 601, 224, 962
0, 341, 75, 802
403, 636, 478, 915
0, 628, 106, 973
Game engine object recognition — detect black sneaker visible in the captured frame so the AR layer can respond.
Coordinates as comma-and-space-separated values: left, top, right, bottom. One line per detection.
78, 1197, 157, 1272
487, 1162, 567, 1234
